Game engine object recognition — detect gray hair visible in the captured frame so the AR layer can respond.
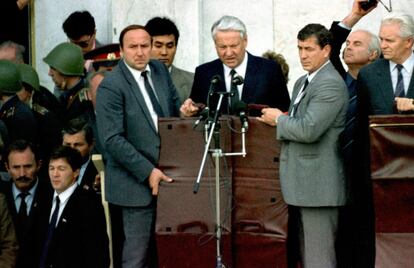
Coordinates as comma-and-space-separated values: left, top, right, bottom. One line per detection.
211, 15, 247, 40
0, 41, 25, 63
381, 13, 414, 39
353, 30, 382, 59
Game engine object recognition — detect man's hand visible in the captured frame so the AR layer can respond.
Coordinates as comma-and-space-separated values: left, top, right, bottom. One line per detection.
148, 168, 173, 195
257, 108, 283, 126
180, 98, 200, 117
395, 97, 414, 112
17, 0, 31, 10
342, 0, 378, 28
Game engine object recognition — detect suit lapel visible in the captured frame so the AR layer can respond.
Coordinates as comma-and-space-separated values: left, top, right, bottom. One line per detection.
119, 61, 158, 133
378, 60, 394, 106
149, 61, 168, 116
407, 64, 414, 98
241, 53, 257, 104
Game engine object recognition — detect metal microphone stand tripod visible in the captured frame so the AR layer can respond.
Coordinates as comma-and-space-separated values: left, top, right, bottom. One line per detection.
194, 92, 247, 268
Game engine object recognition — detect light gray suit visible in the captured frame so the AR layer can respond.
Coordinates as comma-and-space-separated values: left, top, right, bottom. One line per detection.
277, 62, 348, 267
170, 65, 194, 104
96, 59, 180, 267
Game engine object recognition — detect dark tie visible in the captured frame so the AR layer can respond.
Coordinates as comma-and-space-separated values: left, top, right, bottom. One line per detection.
17, 192, 29, 235
230, 69, 240, 114
395, 64, 405, 97
40, 196, 60, 268
141, 71, 165, 117
290, 77, 309, 116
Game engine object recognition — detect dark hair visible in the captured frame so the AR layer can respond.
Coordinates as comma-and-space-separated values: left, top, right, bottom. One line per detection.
5, 139, 39, 163
145, 17, 180, 45
297, 23, 332, 49
62, 117, 94, 145
49, 146, 82, 171
262, 50, 290, 83
119, 25, 149, 48
62, 11, 96, 40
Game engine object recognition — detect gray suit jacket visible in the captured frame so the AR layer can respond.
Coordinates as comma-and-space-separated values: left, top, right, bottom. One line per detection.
170, 65, 194, 104
96, 59, 180, 207
357, 58, 414, 115
277, 62, 348, 207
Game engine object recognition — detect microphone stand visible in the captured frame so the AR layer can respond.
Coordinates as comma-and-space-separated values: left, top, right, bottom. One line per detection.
193, 91, 247, 268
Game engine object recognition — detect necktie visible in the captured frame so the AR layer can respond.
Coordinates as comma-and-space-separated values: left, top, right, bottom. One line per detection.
290, 77, 309, 116
230, 69, 240, 114
395, 64, 405, 97
17, 192, 29, 235
40, 196, 61, 268
141, 71, 165, 117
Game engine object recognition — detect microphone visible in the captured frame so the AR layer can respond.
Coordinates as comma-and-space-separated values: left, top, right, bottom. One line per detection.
211, 75, 221, 84
209, 75, 221, 96
232, 75, 244, 86
193, 107, 210, 128
234, 101, 248, 130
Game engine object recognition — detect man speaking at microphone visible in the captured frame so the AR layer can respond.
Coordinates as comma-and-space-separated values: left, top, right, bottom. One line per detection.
180, 15, 290, 116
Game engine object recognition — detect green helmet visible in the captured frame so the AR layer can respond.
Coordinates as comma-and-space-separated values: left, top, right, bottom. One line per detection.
0, 60, 22, 94
43, 42, 84, 76
18, 63, 40, 91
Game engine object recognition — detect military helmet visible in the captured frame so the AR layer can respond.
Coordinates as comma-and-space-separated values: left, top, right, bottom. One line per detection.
43, 42, 84, 76
18, 63, 40, 91
0, 60, 22, 94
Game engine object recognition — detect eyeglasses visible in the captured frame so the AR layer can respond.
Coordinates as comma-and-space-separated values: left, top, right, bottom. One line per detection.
70, 34, 94, 48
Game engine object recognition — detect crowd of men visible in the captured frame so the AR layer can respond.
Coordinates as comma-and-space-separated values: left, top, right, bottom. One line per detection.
0, 0, 414, 267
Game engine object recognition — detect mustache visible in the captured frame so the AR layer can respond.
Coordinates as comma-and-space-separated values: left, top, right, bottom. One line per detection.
15, 176, 33, 182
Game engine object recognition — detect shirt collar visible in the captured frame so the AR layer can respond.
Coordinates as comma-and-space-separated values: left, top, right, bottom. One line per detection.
307, 60, 330, 83
53, 182, 78, 204
12, 178, 39, 201
390, 52, 414, 72
124, 60, 151, 78
223, 51, 248, 78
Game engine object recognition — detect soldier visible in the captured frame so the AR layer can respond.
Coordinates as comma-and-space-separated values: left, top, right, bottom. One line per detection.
43, 42, 94, 123
0, 60, 37, 145
83, 43, 121, 72
17, 64, 62, 163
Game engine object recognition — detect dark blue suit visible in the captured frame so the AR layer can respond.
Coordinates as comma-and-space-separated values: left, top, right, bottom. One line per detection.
329, 21, 376, 268
190, 53, 290, 114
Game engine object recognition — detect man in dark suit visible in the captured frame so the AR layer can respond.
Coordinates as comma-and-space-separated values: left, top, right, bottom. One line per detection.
37, 146, 109, 268
181, 15, 290, 116
62, 117, 98, 192
145, 17, 194, 104
329, 2, 380, 267
259, 24, 348, 267
96, 25, 181, 267
1, 140, 52, 268
358, 13, 414, 115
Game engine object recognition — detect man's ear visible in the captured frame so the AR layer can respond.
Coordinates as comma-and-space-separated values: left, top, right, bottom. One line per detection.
368, 50, 378, 62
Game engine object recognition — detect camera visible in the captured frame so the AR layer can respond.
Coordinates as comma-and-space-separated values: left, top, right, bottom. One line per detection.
360, 0, 378, 11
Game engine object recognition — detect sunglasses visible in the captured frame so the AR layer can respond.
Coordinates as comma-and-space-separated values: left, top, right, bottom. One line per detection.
70, 35, 94, 48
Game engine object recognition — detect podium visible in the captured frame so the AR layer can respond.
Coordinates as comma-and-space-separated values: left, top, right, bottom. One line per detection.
156, 117, 288, 268
369, 115, 414, 268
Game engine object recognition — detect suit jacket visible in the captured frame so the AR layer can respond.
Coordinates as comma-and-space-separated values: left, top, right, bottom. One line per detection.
96, 59, 181, 207
36, 186, 109, 268
276, 62, 348, 207
0, 179, 53, 268
329, 21, 351, 79
0, 192, 18, 268
357, 58, 414, 115
170, 65, 194, 104
190, 52, 290, 114
79, 159, 98, 192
